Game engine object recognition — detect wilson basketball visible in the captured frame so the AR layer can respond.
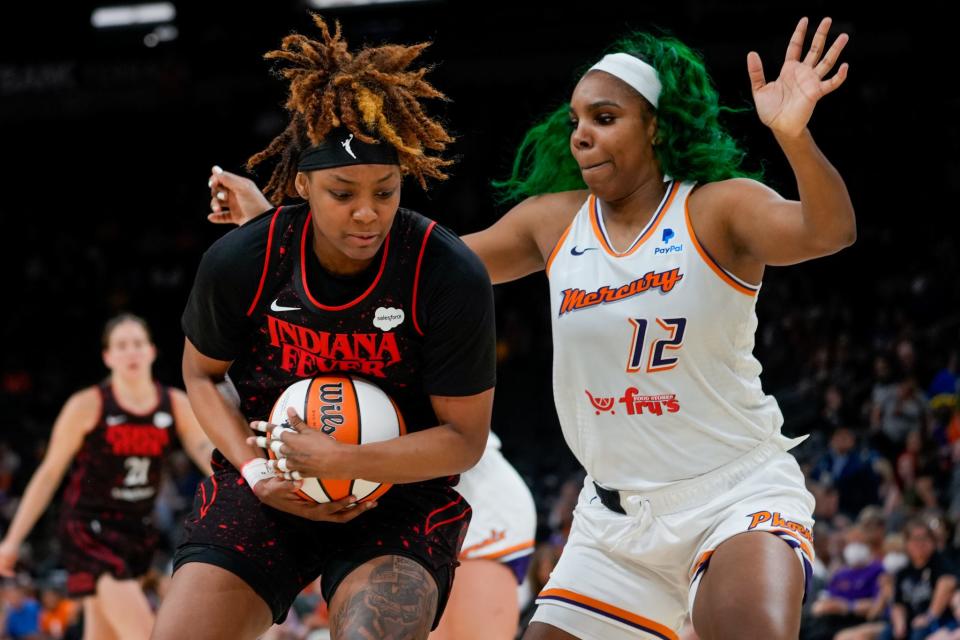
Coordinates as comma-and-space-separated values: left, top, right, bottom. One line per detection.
267, 376, 406, 503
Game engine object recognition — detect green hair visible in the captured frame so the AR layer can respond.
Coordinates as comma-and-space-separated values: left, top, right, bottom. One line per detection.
494, 31, 760, 202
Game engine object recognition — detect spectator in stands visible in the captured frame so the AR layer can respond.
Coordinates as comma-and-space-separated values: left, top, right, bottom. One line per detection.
811, 426, 883, 518
885, 518, 957, 639
804, 525, 886, 640
1, 575, 41, 640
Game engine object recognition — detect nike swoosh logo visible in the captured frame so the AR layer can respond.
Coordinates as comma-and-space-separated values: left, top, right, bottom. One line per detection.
270, 298, 301, 312
570, 246, 598, 256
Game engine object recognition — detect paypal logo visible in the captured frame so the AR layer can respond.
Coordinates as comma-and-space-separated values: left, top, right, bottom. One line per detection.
655, 228, 683, 255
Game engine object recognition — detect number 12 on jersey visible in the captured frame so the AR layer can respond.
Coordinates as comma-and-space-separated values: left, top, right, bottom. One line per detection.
627, 317, 687, 373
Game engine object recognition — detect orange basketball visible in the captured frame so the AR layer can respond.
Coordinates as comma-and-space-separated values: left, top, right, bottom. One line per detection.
267, 376, 406, 503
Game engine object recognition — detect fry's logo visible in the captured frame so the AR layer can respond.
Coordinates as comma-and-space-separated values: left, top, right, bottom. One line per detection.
746, 511, 813, 543
559, 268, 683, 316
585, 388, 680, 416
585, 390, 617, 415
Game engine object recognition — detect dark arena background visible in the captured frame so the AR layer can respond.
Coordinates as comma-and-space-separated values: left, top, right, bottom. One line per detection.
1, 2, 957, 639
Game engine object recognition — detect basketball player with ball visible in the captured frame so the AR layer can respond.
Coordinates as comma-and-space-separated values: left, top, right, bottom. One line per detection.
208, 177, 537, 640
152, 17, 496, 640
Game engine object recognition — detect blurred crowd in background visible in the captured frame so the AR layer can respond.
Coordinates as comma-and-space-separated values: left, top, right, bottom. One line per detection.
2, 2, 956, 639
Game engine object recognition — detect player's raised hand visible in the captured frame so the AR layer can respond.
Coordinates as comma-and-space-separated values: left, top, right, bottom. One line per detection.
748, 17, 849, 138
207, 165, 273, 226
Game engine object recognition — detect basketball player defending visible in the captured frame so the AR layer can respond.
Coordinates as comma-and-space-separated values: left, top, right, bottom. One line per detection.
471, 18, 854, 640
0, 314, 213, 640
151, 17, 495, 640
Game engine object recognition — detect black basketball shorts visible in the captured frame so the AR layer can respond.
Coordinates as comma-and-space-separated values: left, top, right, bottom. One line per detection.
60, 512, 160, 597
174, 455, 471, 626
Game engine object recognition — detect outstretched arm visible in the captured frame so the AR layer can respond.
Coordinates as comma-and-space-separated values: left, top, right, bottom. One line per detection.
0, 388, 99, 575
207, 165, 274, 226
710, 17, 856, 267
170, 388, 214, 476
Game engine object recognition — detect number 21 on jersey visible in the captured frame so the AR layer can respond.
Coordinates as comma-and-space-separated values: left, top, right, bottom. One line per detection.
626, 317, 687, 373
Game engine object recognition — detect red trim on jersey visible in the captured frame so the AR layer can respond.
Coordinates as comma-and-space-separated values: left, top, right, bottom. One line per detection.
66, 519, 126, 575
299, 212, 391, 311
199, 475, 218, 519
109, 381, 163, 419
424, 495, 470, 534
411, 221, 437, 336
246, 207, 284, 317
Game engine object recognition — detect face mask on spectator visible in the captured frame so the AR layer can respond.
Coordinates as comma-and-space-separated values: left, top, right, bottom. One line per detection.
843, 542, 872, 567
883, 551, 909, 574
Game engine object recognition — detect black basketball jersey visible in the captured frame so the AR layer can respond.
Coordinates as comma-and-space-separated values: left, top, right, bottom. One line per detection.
62, 381, 178, 519
233, 205, 440, 432
182, 203, 496, 474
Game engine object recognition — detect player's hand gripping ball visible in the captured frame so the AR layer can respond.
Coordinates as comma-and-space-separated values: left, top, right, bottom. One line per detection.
255, 376, 405, 504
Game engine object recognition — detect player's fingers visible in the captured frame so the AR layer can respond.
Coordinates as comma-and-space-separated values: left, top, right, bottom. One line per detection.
326, 495, 358, 511
277, 457, 290, 473
271, 426, 297, 443
249, 435, 269, 449
270, 439, 286, 456
251, 420, 273, 435
821, 62, 849, 95
747, 51, 766, 93
802, 17, 832, 66
285, 406, 306, 431
207, 211, 234, 224
814, 32, 849, 78
785, 16, 808, 63
327, 501, 377, 522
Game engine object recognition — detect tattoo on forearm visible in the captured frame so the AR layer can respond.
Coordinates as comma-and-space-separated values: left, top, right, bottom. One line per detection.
332, 555, 439, 640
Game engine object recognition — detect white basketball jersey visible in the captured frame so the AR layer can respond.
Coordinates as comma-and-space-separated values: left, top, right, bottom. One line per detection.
547, 181, 793, 492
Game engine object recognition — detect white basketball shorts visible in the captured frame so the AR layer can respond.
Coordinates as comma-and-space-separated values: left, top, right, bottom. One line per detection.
531, 440, 814, 639
456, 443, 537, 581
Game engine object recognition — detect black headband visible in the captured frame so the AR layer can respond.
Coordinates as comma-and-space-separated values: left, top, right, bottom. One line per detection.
298, 127, 400, 171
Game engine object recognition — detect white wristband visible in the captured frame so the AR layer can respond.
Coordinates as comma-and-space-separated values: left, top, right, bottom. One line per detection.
241, 458, 273, 489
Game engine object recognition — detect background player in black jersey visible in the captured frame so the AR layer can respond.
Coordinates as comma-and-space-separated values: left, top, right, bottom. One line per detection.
0, 314, 213, 640
153, 16, 496, 640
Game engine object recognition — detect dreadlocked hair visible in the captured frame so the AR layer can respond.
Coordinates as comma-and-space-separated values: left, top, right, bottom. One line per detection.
247, 14, 454, 204
494, 31, 760, 203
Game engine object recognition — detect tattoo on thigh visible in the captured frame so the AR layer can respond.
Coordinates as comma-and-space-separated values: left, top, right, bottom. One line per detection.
332, 555, 439, 640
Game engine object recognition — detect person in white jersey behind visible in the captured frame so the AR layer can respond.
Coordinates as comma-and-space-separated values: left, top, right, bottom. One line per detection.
208, 17, 854, 639
467, 17, 855, 640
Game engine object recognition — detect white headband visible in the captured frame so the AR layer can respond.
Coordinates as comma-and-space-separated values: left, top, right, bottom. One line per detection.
588, 53, 662, 108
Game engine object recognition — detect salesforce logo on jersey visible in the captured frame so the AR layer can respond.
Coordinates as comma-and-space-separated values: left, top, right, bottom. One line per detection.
373, 307, 405, 331
654, 227, 683, 255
